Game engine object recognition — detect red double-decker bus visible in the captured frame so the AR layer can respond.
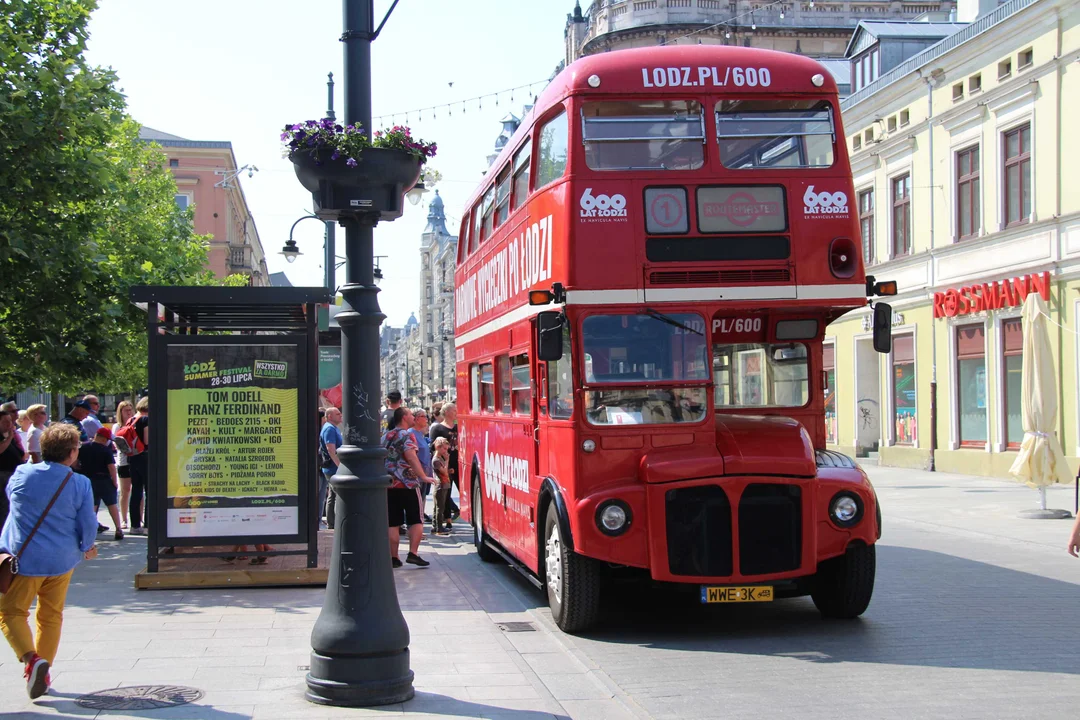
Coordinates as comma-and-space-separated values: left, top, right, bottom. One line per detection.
452, 45, 895, 632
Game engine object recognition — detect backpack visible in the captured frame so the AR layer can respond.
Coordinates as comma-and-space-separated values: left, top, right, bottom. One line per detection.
115, 416, 145, 456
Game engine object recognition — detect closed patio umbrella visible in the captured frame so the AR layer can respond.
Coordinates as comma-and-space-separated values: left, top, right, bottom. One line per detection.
1008, 293, 1073, 519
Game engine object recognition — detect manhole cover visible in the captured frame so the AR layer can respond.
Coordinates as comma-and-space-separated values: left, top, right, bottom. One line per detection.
498, 621, 536, 632
77, 685, 204, 711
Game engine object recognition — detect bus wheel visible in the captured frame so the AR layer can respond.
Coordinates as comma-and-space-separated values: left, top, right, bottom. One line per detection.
472, 484, 499, 563
544, 501, 600, 633
810, 542, 875, 619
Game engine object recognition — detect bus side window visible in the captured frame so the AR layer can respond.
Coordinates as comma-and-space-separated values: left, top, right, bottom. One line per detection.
511, 140, 531, 211
469, 203, 482, 255
480, 362, 495, 411
511, 354, 531, 414
536, 110, 568, 189
458, 210, 471, 263
470, 363, 480, 412
496, 355, 511, 414
548, 323, 574, 419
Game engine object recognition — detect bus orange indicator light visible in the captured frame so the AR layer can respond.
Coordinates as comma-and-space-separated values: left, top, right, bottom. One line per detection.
529, 290, 554, 306
874, 280, 898, 296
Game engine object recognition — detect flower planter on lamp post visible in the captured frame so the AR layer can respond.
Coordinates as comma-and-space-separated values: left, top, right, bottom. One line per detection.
291, 148, 422, 223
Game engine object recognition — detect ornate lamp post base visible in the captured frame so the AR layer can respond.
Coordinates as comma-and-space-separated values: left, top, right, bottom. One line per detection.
306, 651, 414, 706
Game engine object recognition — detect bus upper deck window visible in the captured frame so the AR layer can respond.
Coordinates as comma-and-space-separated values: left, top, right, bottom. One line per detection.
536, 111, 568, 188
582, 100, 705, 171
715, 99, 835, 170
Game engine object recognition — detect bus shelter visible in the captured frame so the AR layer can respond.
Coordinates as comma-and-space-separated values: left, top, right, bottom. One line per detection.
131, 286, 331, 578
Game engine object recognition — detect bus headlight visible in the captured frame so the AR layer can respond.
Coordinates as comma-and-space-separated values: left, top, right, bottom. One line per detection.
596, 500, 632, 536
829, 493, 863, 528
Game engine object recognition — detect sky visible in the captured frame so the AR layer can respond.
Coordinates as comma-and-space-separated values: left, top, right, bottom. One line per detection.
85, 0, 571, 327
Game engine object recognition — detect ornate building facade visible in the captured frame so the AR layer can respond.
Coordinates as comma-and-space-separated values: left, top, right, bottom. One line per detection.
564, 0, 961, 65
418, 192, 458, 407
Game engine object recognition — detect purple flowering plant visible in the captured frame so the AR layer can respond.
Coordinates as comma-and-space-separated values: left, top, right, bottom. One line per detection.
282, 118, 437, 168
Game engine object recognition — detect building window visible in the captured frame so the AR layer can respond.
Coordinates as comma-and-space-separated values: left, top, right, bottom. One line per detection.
899, 109, 910, 127
175, 194, 191, 211
956, 146, 980, 240
998, 58, 1012, 79
857, 189, 875, 266
968, 74, 982, 94
852, 135, 862, 151
887, 115, 897, 133
952, 83, 964, 102
956, 324, 987, 447
511, 354, 531, 414
852, 47, 879, 91
1003, 124, 1031, 227
169, 159, 179, 168
1002, 318, 1023, 448
1018, 48, 1033, 69
893, 334, 916, 445
823, 343, 837, 444
891, 173, 911, 257
864, 128, 874, 144
511, 140, 531, 210
536, 109, 568, 188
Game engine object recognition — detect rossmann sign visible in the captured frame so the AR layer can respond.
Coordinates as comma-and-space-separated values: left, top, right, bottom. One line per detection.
932, 271, 1050, 319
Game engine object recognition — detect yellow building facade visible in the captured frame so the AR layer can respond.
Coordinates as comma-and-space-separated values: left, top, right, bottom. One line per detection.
826, 0, 1080, 477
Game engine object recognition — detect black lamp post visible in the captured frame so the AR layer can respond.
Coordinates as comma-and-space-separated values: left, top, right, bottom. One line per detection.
304, 0, 414, 707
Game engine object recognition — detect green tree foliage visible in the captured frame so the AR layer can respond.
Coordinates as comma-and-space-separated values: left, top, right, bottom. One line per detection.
0, 0, 215, 395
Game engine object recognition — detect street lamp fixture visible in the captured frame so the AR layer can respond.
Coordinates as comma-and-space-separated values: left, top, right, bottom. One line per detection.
406, 180, 428, 206
281, 238, 302, 263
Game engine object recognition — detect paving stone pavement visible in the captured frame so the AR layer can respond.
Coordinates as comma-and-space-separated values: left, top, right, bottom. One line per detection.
2, 465, 1078, 719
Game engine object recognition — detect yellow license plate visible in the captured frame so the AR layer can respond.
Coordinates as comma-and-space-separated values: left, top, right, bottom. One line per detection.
700, 585, 774, 604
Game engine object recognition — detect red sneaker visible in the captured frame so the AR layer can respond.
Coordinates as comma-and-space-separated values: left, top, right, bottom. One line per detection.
24, 654, 50, 699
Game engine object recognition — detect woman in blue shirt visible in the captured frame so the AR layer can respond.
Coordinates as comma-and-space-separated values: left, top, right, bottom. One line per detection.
0, 423, 98, 699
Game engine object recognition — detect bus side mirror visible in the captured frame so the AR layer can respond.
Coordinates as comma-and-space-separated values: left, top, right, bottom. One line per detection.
537, 311, 564, 362
873, 302, 892, 354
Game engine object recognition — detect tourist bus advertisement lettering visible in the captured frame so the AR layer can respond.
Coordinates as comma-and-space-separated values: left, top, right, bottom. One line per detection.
165, 343, 300, 539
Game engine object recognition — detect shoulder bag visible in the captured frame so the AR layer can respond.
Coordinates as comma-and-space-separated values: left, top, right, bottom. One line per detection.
0, 470, 73, 594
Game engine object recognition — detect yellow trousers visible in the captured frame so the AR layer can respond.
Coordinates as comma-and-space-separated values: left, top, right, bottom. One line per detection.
0, 571, 73, 665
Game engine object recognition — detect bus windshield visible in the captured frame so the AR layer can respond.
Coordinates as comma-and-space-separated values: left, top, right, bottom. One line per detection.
715, 99, 835, 170
582, 313, 709, 383
713, 342, 810, 408
582, 100, 705, 171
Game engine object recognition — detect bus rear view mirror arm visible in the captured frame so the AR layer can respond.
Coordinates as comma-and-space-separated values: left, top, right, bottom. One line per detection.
537, 311, 565, 362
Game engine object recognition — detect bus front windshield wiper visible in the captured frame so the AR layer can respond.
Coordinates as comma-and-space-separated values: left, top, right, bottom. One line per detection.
645, 307, 702, 336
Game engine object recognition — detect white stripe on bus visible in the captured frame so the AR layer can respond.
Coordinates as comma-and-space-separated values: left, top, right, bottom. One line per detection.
453, 284, 866, 347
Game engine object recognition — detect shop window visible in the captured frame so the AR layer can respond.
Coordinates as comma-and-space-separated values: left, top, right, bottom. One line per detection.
824, 343, 837, 444
1002, 318, 1023, 448
892, 334, 916, 445
956, 324, 987, 446
548, 322, 574, 419
496, 355, 511, 413
511, 354, 531, 414
479, 362, 495, 411
1003, 124, 1031, 228
892, 173, 911, 257
956, 146, 980, 240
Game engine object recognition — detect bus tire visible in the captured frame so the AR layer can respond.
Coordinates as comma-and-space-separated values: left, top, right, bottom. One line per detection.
544, 501, 600, 633
810, 542, 875, 619
472, 483, 499, 563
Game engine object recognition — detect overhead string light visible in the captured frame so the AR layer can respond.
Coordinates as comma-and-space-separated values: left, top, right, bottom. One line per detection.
373, 77, 547, 125
661, 0, 786, 46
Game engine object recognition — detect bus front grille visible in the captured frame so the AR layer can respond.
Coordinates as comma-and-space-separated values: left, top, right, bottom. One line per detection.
738, 484, 802, 575
665, 486, 733, 577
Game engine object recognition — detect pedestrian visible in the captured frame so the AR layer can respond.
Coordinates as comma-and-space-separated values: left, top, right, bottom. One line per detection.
111, 401, 134, 529
15, 411, 32, 457
60, 400, 91, 445
318, 407, 343, 530
409, 408, 434, 524
78, 428, 123, 541
23, 405, 46, 465
383, 407, 432, 568
431, 437, 452, 536
429, 402, 459, 523
0, 411, 26, 529
126, 398, 149, 535
0, 422, 98, 699
1, 402, 26, 463
381, 390, 402, 431
79, 396, 103, 440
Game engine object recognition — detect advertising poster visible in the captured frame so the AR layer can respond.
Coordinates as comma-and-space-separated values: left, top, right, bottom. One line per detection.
318, 346, 343, 410
165, 344, 300, 539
